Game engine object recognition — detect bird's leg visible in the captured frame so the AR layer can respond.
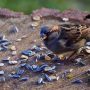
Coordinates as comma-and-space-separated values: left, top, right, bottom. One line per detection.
67, 39, 87, 61
66, 50, 77, 61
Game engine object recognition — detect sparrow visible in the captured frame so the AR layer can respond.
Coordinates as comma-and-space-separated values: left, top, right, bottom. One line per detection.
40, 22, 90, 59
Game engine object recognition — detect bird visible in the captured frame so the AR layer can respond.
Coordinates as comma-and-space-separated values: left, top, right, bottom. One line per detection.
40, 23, 90, 60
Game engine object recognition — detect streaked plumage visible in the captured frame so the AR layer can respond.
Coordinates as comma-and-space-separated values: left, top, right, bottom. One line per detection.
40, 22, 90, 55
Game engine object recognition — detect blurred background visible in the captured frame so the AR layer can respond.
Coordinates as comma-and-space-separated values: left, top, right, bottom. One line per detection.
0, 0, 89, 14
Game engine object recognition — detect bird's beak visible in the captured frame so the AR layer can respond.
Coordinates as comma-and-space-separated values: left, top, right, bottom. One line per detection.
40, 34, 47, 40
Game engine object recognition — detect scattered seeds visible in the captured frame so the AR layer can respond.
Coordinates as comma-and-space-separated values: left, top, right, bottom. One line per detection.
10, 45, 16, 51
59, 54, 65, 60
85, 46, 90, 53
45, 55, 51, 61
11, 71, 16, 75
71, 79, 83, 84
0, 70, 4, 75
16, 70, 24, 75
20, 63, 26, 67
21, 50, 35, 56
62, 18, 69, 21
32, 16, 40, 21
49, 75, 59, 81
2, 56, 11, 62
44, 74, 52, 82
16, 38, 22, 42
20, 77, 29, 81
8, 61, 18, 65
0, 63, 4, 67
21, 35, 28, 39
0, 15, 89, 87
31, 22, 39, 27
11, 51, 17, 56
69, 69, 73, 73
44, 66, 56, 72
10, 74, 20, 79
37, 77, 45, 85
21, 55, 28, 60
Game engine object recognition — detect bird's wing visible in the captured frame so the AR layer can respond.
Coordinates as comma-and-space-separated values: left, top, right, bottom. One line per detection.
58, 23, 89, 42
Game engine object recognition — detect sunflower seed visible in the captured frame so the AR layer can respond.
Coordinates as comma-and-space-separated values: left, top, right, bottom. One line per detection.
0, 70, 4, 75
62, 18, 69, 22
10, 45, 16, 51
20, 77, 29, 81
21, 55, 28, 60
31, 22, 39, 27
8, 61, 18, 65
0, 63, 4, 67
11, 51, 17, 56
32, 16, 40, 21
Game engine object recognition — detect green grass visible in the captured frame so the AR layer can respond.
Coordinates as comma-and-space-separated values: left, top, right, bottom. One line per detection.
0, 0, 89, 14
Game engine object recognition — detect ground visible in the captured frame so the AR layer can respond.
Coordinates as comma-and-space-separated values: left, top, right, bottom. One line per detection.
0, 12, 90, 90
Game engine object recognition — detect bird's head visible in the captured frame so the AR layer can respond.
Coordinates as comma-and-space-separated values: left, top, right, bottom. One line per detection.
40, 26, 50, 40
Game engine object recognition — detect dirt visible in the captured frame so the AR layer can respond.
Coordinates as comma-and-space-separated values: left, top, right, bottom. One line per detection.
0, 9, 90, 90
